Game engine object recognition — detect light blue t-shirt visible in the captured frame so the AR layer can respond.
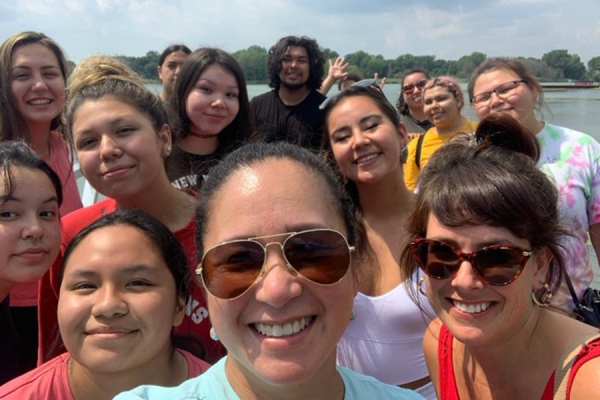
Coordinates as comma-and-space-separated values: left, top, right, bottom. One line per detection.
114, 356, 424, 399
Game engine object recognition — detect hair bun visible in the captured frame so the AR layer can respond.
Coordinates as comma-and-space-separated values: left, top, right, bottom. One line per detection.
67, 55, 145, 97
475, 113, 540, 162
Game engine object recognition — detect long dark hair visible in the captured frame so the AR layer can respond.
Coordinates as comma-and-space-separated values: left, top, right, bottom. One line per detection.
170, 47, 255, 154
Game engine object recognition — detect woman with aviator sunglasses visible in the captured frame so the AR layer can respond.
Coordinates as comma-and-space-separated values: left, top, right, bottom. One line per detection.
468, 57, 600, 315
399, 114, 600, 399
116, 142, 423, 399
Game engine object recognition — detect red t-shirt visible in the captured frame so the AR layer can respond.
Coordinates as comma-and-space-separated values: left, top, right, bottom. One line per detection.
37, 198, 225, 365
437, 324, 600, 399
0, 349, 209, 399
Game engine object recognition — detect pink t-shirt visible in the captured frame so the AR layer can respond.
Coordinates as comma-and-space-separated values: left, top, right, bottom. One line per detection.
0, 349, 209, 399
9, 131, 83, 307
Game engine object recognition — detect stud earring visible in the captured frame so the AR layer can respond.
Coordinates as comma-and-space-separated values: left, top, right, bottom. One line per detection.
209, 327, 219, 341
531, 282, 553, 307
164, 145, 171, 156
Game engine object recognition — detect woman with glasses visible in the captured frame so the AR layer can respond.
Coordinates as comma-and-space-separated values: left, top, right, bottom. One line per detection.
468, 57, 600, 315
399, 114, 600, 399
321, 84, 436, 398
403, 76, 477, 191
396, 69, 433, 141
115, 142, 423, 399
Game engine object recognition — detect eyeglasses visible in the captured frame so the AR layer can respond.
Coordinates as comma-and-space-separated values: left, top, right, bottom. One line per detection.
319, 78, 381, 110
471, 80, 525, 106
409, 238, 532, 286
197, 229, 355, 300
402, 79, 428, 94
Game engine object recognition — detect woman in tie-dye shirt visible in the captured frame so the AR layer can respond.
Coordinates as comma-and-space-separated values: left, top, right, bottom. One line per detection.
468, 57, 600, 314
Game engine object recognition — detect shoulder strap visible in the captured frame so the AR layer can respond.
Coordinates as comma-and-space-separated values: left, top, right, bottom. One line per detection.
415, 132, 426, 169
554, 333, 600, 399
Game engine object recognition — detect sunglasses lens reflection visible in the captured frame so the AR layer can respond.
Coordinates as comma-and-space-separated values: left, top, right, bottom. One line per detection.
201, 230, 351, 299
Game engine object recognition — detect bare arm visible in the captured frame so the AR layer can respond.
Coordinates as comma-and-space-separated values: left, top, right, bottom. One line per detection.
319, 57, 349, 95
588, 223, 600, 267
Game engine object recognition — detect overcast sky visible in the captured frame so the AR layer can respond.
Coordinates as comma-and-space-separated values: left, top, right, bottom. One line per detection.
2, 0, 599, 65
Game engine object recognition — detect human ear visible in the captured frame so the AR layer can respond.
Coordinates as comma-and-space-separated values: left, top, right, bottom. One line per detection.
173, 295, 186, 327
532, 246, 553, 290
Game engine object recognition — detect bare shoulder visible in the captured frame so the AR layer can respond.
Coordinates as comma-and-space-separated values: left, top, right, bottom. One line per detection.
569, 352, 600, 399
423, 318, 444, 390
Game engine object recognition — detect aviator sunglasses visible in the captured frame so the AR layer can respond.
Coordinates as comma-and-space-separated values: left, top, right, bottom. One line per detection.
197, 229, 355, 300
410, 238, 533, 286
402, 79, 428, 94
319, 78, 382, 110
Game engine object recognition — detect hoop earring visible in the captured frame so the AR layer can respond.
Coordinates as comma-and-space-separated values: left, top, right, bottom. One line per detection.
418, 276, 426, 296
531, 282, 553, 307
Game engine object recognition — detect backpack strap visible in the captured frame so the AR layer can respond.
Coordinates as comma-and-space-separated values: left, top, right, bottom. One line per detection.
554, 333, 600, 399
415, 132, 426, 169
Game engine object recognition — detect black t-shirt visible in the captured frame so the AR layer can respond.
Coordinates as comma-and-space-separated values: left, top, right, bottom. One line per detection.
0, 297, 21, 385
166, 146, 223, 191
250, 89, 327, 151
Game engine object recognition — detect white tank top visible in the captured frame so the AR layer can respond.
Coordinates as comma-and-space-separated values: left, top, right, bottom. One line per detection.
336, 274, 437, 399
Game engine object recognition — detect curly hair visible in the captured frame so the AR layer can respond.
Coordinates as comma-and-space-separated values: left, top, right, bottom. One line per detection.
267, 36, 325, 91
423, 76, 465, 111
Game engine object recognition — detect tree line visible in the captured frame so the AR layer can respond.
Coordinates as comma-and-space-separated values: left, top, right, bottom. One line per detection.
112, 47, 600, 83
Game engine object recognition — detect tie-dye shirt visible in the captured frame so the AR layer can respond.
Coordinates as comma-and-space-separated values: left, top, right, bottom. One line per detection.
537, 123, 600, 312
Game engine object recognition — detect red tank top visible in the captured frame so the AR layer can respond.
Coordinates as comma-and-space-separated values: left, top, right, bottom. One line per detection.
437, 324, 600, 399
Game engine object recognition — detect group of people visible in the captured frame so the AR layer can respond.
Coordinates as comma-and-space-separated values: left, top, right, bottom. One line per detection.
0, 28, 599, 399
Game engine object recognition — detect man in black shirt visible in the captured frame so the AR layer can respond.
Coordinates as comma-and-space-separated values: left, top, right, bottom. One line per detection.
250, 36, 326, 151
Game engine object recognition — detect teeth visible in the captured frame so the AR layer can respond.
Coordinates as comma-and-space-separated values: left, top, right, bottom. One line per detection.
453, 301, 491, 314
29, 99, 51, 105
356, 153, 378, 163
254, 316, 313, 338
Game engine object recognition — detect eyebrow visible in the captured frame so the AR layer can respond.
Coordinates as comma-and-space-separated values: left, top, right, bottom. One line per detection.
65, 264, 159, 279
197, 78, 239, 89
12, 65, 61, 71
0, 195, 58, 204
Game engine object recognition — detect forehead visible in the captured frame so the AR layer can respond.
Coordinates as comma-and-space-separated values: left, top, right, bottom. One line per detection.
424, 85, 453, 97
11, 43, 60, 66
0, 166, 54, 198
329, 95, 383, 123
283, 46, 308, 58
198, 64, 237, 84
474, 69, 521, 91
205, 158, 343, 242
164, 51, 188, 63
403, 72, 427, 84
64, 225, 164, 270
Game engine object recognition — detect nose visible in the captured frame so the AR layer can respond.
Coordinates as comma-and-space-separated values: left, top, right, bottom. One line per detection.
254, 244, 302, 308
211, 93, 227, 108
99, 135, 122, 160
451, 261, 485, 291
21, 214, 44, 241
92, 285, 129, 319
350, 130, 370, 150
31, 74, 49, 92
488, 91, 505, 109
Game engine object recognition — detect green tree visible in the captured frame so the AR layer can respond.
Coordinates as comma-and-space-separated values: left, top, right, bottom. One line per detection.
587, 56, 600, 82
233, 45, 268, 82
541, 50, 586, 80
